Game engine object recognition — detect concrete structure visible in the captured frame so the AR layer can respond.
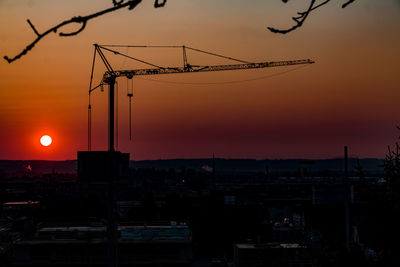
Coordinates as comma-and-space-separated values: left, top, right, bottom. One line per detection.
77, 151, 130, 183
234, 243, 317, 267
12, 222, 192, 266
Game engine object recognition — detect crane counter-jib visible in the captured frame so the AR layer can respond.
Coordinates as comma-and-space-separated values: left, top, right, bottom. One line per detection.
102, 59, 314, 80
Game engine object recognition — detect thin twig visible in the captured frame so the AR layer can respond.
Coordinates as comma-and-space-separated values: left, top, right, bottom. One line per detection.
4, 0, 167, 63
268, 0, 356, 34
342, 0, 355, 8
154, 0, 167, 8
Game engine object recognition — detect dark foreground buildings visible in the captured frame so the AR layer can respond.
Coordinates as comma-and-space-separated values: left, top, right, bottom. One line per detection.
0, 154, 397, 266
12, 223, 192, 266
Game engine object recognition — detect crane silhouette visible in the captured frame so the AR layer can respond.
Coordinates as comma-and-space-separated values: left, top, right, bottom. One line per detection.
87, 44, 314, 267
88, 44, 314, 152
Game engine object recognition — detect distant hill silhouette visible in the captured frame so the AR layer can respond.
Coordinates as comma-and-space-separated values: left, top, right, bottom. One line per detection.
131, 158, 384, 175
0, 160, 77, 177
0, 158, 383, 177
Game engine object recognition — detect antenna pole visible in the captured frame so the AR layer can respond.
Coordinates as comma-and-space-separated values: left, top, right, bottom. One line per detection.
127, 77, 134, 141
129, 96, 133, 140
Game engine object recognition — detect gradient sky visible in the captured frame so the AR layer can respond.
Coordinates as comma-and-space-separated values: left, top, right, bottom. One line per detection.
0, 0, 399, 160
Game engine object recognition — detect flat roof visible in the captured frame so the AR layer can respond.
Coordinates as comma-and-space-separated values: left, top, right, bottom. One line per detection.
3, 201, 40, 205
235, 243, 306, 249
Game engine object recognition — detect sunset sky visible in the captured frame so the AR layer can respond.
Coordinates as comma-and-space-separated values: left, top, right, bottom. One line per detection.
0, 0, 399, 160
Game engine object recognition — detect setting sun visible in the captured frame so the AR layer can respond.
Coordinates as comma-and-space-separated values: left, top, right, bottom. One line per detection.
40, 135, 52, 147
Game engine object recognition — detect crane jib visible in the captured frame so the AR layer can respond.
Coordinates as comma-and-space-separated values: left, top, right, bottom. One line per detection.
103, 59, 314, 80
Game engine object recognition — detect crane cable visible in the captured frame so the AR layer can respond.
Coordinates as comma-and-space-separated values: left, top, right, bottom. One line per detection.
98, 45, 163, 69
88, 47, 97, 151
98, 45, 250, 68
127, 78, 134, 141
134, 64, 310, 85
185, 46, 250, 64
120, 46, 129, 69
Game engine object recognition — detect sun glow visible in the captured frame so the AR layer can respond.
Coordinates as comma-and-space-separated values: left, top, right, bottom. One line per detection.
40, 135, 52, 147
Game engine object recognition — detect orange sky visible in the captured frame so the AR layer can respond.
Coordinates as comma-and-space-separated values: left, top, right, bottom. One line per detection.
0, 0, 399, 160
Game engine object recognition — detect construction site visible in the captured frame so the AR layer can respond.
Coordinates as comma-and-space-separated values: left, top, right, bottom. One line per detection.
1, 1, 400, 266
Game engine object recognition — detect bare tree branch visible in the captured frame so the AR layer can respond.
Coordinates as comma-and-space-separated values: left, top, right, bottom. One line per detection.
384, 126, 400, 192
342, 0, 355, 8
154, 0, 167, 8
112, 0, 125, 6
3, 0, 357, 62
4, 0, 168, 63
268, 0, 356, 34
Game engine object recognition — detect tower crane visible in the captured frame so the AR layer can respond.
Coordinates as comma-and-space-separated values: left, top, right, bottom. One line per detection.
87, 43, 314, 267
88, 44, 314, 152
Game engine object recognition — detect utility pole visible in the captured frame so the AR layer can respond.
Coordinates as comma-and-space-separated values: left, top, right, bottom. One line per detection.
344, 146, 350, 252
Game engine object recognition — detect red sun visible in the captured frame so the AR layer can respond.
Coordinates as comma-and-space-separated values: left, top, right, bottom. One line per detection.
40, 135, 52, 147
